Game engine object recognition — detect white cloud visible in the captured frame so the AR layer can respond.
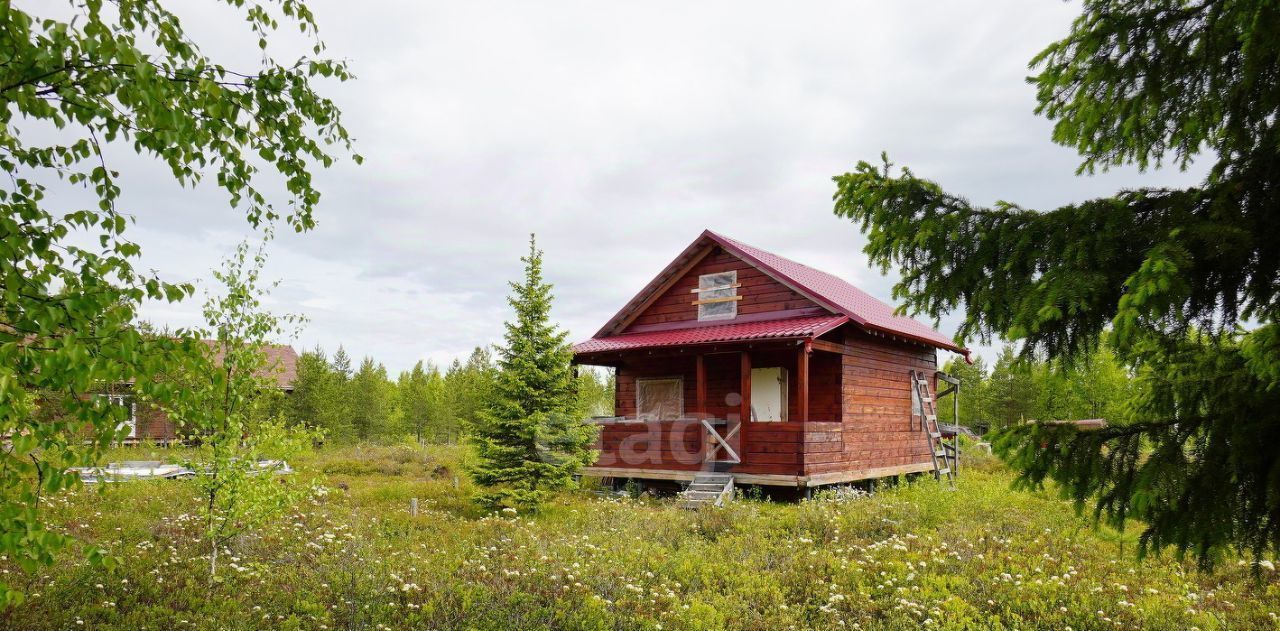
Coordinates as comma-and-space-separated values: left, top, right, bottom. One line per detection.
98, 0, 1211, 372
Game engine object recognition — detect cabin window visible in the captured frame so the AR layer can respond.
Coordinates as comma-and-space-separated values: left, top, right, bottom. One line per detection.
636, 378, 683, 421
98, 393, 137, 438
695, 270, 738, 321
750, 367, 788, 422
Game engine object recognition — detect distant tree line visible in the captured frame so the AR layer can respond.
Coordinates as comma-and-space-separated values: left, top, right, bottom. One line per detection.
939, 342, 1133, 433
284, 344, 613, 445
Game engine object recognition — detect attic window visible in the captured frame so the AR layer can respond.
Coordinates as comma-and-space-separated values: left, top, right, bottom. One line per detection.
694, 270, 739, 321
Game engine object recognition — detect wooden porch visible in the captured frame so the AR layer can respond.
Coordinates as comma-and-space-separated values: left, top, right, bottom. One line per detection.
576, 340, 848, 483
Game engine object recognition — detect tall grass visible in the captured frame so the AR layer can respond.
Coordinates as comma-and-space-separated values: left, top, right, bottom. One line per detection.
3, 444, 1277, 630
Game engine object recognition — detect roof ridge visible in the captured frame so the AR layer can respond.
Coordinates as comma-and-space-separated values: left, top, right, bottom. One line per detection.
708, 230, 832, 275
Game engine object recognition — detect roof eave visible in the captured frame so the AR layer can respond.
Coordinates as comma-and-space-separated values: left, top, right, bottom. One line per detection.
574, 334, 811, 357
574, 315, 851, 357
592, 231, 720, 338
859, 323, 970, 359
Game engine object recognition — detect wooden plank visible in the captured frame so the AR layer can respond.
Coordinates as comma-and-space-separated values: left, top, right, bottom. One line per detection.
581, 460, 935, 487
746, 442, 805, 454
812, 339, 854, 356
740, 350, 751, 463
746, 453, 803, 465
689, 283, 742, 293
802, 421, 843, 431
691, 295, 743, 306
622, 307, 829, 334
695, 354, 707, 418
797, 343, 810, 423
622, 248, 823, 329
805, 462, 935, 482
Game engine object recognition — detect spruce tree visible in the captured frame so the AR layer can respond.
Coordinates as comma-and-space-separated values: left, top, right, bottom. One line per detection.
445, 348, 497, 443
399, 361, 446, 443
350, 357, 395, 440
986, 345, 1038, 429
331, 346, 354, 380
289, 347, 334, 429
832, 0, 1280, 567
939, 356, 990, 431
468, 236, 598, 510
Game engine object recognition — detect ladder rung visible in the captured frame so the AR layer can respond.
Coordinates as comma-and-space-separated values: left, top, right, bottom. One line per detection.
936, 468, 950, 475
929, 432, 941, 438
934, 451, 947, 458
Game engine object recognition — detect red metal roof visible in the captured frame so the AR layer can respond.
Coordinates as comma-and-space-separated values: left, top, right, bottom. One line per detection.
202, 341, 299, 389
573, 314, 849, 354
580, 230, 967, 357
708, 231, 966, 355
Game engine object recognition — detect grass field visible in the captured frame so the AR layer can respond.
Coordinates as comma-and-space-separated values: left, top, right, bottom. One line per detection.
3, 444, 1278, 630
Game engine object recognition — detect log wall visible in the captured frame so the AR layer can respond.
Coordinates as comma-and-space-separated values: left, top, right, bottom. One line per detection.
623, 247, 821, 331
803, 328, 938, 476
599, 327, 942, 483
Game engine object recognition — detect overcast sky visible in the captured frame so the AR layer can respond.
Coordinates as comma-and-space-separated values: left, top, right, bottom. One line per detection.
103, 1, 1207, 373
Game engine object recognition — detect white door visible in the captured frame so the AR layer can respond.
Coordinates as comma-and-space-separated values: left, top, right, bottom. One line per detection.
750, 367, 788, 422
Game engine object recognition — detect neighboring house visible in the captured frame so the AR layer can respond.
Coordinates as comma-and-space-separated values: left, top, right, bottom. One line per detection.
99, 343, 299, 444
572, 230, 967, 489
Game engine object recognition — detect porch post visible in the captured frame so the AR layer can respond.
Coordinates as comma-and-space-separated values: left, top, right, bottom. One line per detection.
695, 354, 707, 419
740, 351, 752, 422
798, 340, 811, 422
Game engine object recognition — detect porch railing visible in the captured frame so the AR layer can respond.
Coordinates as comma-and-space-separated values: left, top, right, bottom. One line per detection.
700, 418, 740, 464
587, 416, 743, 465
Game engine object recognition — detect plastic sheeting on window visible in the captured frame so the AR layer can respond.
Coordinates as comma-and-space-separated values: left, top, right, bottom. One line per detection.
636, 378, 683, 421
697, 270, 737, 321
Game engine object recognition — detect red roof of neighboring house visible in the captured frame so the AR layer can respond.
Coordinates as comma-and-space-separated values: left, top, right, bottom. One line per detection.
204, 341, 299, 390
578, 230, 967, 357
118, 342, 299, 390
574, 314, 850, 354
260, 344, 299, 390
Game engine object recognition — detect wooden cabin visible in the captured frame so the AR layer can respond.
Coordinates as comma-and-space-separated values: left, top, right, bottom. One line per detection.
572, 230, 967, 489
99, 343, 299, 444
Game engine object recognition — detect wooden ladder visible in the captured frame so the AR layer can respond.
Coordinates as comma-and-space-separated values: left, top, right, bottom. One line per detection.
912, 371, 957, 487
678, 472, 735, 509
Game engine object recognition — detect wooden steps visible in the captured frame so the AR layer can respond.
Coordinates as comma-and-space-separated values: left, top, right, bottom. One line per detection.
678, 472, 734, 509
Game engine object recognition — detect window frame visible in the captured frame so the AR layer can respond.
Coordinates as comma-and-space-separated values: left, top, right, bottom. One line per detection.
696, 270, 738, 322
635, 377, 685, 421
101, 393, 138, 439
748, 366, 789, 423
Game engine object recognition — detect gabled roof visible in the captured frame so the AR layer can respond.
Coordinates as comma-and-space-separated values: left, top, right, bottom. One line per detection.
203, 341, 299, 390
574, 314, 849, 354
582, 230, 967, 356
118, 342, 299, 390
